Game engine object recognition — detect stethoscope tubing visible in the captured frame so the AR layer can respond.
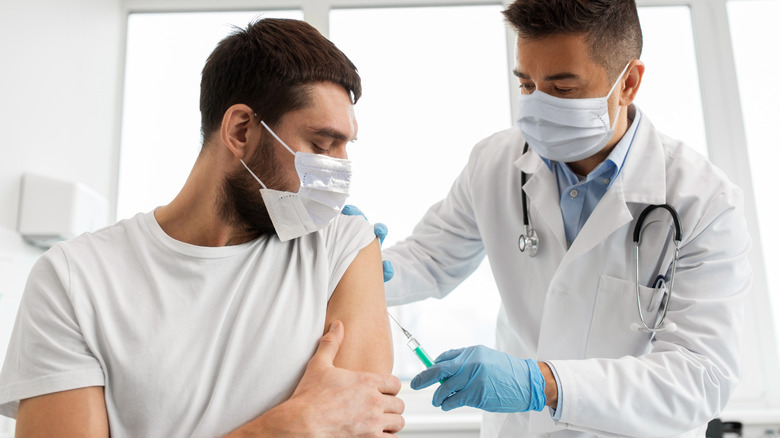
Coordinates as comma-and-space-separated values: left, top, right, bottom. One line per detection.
517, 142, 683, 333
633, 204, 682, 332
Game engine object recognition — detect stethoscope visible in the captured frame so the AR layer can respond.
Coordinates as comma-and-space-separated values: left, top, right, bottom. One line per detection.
517, 143, 539, 257
516, 142, 683, 333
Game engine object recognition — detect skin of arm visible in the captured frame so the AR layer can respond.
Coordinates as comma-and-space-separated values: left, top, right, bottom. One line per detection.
325, 238, 393, 374
537, 362, 558, 408
15, 386, 109, 438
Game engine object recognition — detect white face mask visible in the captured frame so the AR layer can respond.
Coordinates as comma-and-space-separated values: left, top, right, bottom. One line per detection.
240, 120, 352, 242
516, 63, 631, 162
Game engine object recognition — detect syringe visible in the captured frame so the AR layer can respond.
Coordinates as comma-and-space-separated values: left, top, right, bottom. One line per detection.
388, 312, 436, 368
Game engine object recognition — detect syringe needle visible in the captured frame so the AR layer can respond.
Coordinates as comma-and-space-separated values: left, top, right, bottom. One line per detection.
387, 311, 437, 370
387, 311, 412, 339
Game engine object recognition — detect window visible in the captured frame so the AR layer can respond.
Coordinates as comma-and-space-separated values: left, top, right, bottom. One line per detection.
728, 0, 780, 362
635, 6, 707, 157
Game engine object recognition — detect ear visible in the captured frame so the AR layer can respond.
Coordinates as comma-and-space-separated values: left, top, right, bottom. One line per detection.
619, 59, 645, 106
220, 104, 259, 160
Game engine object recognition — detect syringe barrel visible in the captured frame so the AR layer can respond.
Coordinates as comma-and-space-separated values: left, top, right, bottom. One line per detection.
407, 337, 435, 368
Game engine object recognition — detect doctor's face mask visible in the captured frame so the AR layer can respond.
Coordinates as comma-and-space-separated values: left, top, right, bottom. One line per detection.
516, 62, 631, 163
240, 120, 352, 242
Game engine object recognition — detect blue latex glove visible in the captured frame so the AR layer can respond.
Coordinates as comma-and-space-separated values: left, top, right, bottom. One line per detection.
410, 345, 547, 413
341, 205, 394, 282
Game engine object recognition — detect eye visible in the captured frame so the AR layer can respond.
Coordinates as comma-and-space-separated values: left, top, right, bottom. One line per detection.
519, 83, 536, 93
311, 143, 327, 154
554, 87, 573, 95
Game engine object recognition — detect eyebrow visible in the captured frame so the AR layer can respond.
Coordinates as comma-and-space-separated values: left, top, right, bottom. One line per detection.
513, 70, 582, 82
310, 127, 355, 142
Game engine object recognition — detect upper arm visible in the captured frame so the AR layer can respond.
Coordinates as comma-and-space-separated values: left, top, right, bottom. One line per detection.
16, 386, 109, 438
325, 238, 393, 374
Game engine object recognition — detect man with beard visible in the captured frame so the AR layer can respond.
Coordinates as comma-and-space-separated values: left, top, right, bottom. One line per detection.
0, 18, 404, 437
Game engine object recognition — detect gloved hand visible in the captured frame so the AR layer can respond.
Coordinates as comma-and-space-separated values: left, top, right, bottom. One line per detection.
410, 345, 547, 413
341, 205, 395, 282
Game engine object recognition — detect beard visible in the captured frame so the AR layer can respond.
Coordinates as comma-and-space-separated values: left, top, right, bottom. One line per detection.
219, 135, 291, 236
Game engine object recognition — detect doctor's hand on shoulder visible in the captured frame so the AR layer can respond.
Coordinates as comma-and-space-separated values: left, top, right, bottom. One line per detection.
411, 345, 556, 413
342, 205, 395, 282
225, 321, 405, 437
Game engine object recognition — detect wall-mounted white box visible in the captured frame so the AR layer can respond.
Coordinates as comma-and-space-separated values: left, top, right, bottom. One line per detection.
17, 173, 108, 249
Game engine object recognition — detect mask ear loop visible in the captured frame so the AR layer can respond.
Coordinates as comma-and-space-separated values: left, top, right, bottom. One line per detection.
606, 62, 632, 131
240, 159, 267, 190
239, 115, 298, 189
260, 120, 296, 156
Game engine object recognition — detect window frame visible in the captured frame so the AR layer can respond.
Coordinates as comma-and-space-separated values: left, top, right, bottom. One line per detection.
116, 0, 780, 423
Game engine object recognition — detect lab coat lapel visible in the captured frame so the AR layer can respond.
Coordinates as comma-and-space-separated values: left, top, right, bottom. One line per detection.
514, 152, 568, 254
618, 112, 667, 206
559, 110, 667, 268
559, 180, 633, 267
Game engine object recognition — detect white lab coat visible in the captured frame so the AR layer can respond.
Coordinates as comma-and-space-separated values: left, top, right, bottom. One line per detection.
384, 108, 751, 437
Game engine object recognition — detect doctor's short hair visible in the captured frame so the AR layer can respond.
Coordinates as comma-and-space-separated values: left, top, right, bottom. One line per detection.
502, 0, 643, 80
199, 18, 362, 145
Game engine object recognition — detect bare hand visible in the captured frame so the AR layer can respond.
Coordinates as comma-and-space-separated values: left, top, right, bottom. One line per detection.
229, 321, 404, 437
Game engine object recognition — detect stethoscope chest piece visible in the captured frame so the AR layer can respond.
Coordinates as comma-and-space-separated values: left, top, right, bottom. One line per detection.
518, 225, 538, 257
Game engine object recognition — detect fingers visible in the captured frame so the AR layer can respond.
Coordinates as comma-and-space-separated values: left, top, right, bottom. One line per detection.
377, 373, 402, 396
410, 347, 467, 389
410, 362, 453, 390
341, 204, 367, 219
431, 368, 471, 407
309, 321, 344, 368
434, 348, 466, 363
373, 223, 388, 245
382, 393, 405, 415
439, 389, 470, 412
382, 412, 406, 434
382, 260, 395, 282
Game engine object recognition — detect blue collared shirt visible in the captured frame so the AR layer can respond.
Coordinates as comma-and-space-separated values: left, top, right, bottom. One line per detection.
542, 105, 641, 421
541, 106, 641, 247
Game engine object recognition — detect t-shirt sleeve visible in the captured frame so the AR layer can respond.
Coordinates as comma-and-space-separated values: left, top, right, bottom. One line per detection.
324, 214, 376, 296
0, 245, 104, 419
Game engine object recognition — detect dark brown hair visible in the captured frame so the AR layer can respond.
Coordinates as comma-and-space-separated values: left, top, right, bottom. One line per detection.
199, 18, 362, 144
502, 0, 642, 79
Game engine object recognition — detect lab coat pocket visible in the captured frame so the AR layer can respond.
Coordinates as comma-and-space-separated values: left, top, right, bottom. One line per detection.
585, 274, 657, 359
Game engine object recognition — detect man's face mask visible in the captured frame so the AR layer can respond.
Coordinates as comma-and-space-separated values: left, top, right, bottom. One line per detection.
240, 120, 352, 242
515, 63, 631, 163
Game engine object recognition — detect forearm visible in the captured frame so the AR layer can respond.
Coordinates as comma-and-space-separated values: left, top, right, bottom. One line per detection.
537, 362, 558, 409
383, 161, 485, 306
224, 399, 311, 438
384, 209, 485, 306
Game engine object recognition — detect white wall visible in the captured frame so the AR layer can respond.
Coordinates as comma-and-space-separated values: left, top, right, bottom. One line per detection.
0, 0, 123, 433
0, 0, 123, 232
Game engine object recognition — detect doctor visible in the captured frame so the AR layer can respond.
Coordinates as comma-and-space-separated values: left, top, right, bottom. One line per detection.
379, 0, 752, 436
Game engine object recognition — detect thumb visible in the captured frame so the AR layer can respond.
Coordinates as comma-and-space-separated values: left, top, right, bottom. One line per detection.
310, 320, 344, 368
